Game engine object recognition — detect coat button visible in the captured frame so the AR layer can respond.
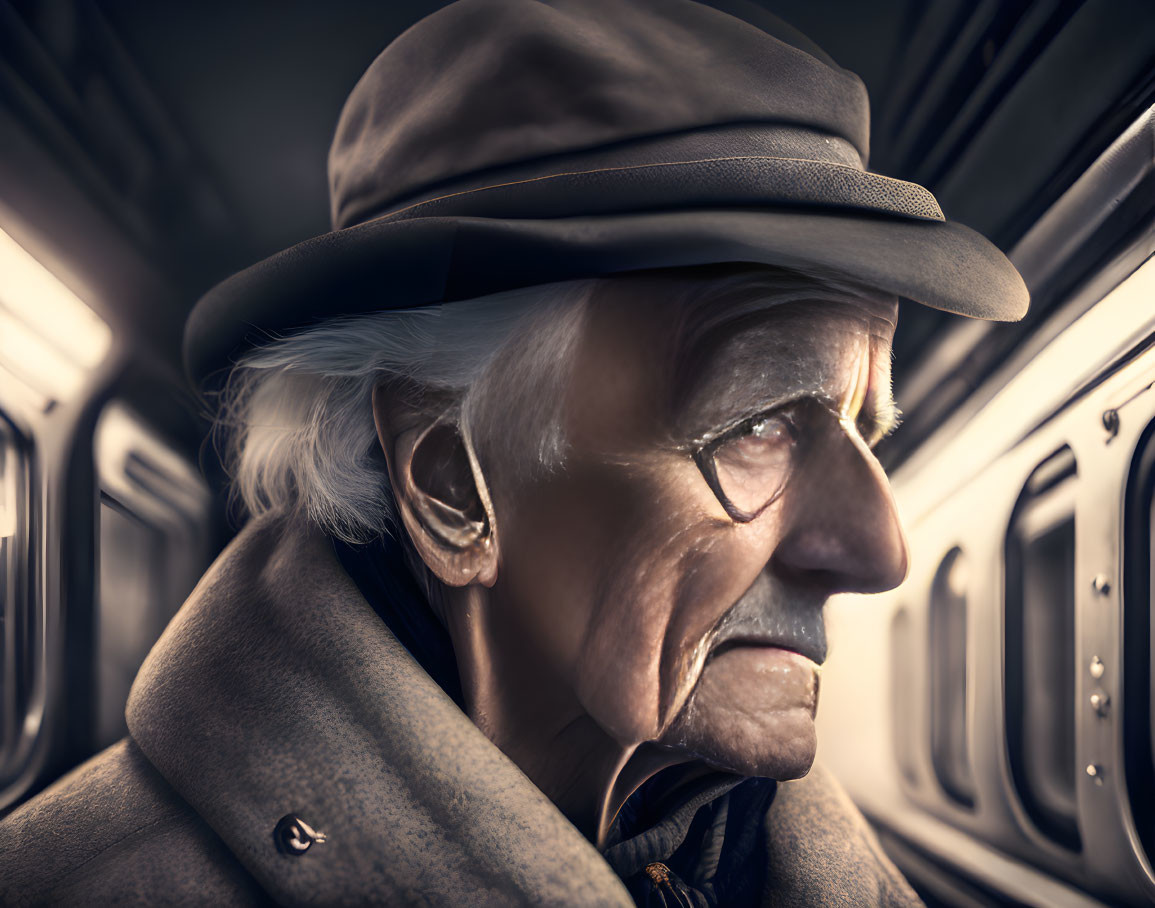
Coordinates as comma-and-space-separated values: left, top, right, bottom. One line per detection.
274, 814, 327, 855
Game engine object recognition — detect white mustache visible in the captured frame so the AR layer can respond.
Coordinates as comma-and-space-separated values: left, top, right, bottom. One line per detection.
704, 571, 827, 665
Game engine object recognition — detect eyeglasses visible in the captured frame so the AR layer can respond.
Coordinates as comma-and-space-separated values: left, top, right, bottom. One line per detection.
686, 397, 857, 523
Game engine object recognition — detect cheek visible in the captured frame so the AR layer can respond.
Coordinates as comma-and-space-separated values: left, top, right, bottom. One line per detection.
569, 464, 785, 744
489, 467, 622, 679
495, 458, 705, 740
654, 519, 780, 716
493, 451, 784, 747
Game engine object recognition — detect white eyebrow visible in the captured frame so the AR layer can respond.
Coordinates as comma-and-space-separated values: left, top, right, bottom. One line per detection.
855, 372, 901, 446
869, 395, 902, 441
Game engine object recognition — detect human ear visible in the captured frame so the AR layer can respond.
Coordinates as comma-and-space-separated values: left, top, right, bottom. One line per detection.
371, 385, 498, 588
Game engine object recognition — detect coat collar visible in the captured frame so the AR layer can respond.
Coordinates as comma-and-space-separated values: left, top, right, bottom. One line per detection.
127, 514, 633, 905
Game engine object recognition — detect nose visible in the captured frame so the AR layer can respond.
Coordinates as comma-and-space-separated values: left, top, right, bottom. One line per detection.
771, 420, 909, 595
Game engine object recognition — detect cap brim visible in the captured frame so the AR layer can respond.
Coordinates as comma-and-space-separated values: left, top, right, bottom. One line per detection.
184, 207, 1029, 389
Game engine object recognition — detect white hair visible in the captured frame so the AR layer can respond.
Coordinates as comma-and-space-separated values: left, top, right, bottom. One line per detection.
215, 280, 595, 543
215, 264, 895, 545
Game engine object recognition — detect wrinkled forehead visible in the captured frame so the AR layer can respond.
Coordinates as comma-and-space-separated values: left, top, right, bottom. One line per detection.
671, 294, 898, 437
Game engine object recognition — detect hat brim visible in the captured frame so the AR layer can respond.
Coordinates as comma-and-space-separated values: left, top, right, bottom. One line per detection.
184, 207, 1029, 389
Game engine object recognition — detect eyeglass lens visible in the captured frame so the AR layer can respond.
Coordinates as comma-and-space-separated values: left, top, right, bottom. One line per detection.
702, 410, 797, 521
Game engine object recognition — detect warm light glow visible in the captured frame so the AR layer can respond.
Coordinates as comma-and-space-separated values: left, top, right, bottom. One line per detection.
0, 225, 112, 405
0, 437, 17, 539
0, 308, 85, 401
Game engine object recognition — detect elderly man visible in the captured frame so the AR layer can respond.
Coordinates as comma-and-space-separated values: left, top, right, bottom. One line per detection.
0, 0, 1027, 904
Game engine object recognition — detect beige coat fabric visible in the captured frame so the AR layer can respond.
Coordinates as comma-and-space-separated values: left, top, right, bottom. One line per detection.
0, 514, 921, 906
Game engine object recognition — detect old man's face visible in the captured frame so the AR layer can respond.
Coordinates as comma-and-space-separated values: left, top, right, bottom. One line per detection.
482, 275, 908, 780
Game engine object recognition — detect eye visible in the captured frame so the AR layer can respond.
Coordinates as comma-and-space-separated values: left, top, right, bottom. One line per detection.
708, 410, 798, 519
722, 414, 796, 461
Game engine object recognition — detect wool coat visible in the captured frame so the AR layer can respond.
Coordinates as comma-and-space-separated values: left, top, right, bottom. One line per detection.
0, 514, 921, 905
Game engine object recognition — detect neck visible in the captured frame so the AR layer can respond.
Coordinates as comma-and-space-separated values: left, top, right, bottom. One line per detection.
443, 586, 691, 846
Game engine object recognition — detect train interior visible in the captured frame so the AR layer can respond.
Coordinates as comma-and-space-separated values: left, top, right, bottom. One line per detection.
0, 1, 1153, 904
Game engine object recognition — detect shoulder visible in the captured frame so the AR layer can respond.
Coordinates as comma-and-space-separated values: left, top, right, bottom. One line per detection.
761, 763, 923, 907
0, 738, 268, 906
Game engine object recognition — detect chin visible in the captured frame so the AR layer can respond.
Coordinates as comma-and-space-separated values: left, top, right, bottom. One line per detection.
660, 645, 821, 779
672, 709, 818, 779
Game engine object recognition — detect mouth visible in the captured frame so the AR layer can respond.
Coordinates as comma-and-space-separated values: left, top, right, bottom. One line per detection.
708, 634, 824, 666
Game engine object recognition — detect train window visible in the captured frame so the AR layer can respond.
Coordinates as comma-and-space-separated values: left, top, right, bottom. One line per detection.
816, 96, 1155, 902
1124, 418, 1155, 869
94, 404, 212, 747
890, 607, 918, 786
0, 418, 36, 800
929, 548, 974, 808
0, 222, 114, 808
1005, 447, 1080, 851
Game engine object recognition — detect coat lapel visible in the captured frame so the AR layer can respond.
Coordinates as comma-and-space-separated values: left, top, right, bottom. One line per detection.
127, 515, 633, 906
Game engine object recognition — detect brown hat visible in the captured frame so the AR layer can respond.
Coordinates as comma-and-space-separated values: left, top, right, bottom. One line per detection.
184, 0, 1029, 388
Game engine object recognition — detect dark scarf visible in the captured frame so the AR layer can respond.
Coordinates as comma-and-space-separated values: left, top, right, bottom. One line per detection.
333, 534, 775, 906
604, 771, 775, 907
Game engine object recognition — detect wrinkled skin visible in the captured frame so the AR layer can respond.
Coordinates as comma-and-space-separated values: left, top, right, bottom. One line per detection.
374, 273, 908, 844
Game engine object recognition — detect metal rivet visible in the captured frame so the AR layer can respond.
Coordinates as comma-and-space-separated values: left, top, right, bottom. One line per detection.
1089, 656, 1105, 679
274, 814, 326, 856
1101, 408, 1119, 438
1085, 764, 1103, 785
1091, 574, 1111, 596
1090, 692, 1111, 716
